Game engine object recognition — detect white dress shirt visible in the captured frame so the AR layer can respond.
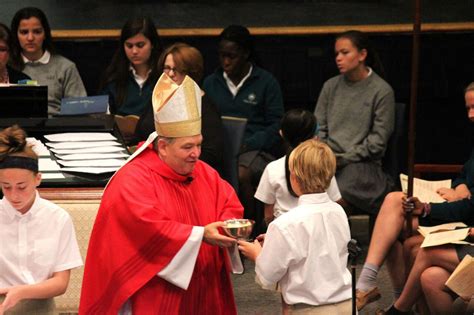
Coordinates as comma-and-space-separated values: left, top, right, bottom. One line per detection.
0, 192, 83, 287
255, 156, 342, 218
255, 193, 352, 306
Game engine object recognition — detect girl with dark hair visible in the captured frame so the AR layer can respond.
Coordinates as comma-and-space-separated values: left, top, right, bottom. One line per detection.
314, 29, 396, 216
255, 109, 341, 225
0, 125, 82, 314
10, 7, 86, 115
0, 23, 30, 84
100, 17, 161, 115
203, 24, 284, 222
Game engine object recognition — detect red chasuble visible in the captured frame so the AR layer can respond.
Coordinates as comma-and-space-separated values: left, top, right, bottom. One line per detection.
79, 146, 243, 314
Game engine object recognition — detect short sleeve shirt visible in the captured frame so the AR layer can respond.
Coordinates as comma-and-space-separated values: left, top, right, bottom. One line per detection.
255, 157, 342, 217
0, 192, 83, 286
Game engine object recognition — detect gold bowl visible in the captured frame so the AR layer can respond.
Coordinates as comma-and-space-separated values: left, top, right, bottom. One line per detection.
222, 219, 255, 239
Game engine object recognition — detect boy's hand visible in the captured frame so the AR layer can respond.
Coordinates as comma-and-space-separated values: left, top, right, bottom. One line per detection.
237, 239, 262, 262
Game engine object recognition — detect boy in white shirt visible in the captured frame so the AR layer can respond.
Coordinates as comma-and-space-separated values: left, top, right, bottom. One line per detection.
239, 139, 352, 314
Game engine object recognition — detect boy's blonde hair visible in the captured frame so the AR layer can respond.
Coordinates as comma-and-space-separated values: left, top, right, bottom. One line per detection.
289, 139, 336, 194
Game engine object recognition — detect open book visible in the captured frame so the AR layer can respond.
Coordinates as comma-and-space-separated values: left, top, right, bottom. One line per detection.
446, 255, 474, 298
419, 222, 472, 248
400, 173, 451, 203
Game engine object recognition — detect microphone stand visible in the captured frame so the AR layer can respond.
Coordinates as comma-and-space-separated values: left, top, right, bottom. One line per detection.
348, 239, 362, 315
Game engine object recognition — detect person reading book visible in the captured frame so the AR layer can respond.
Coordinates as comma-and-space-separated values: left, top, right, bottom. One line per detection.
356, 82, 474, 311
376, 228, 474, 314
421, 252, 474, 314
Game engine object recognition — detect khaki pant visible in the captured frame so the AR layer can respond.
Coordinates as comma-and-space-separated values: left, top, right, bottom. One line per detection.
0, 296, 57, 315
288, 299, 353, 315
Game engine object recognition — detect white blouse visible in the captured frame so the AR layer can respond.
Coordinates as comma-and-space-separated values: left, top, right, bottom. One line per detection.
255, 156, 342, 218
0, 192, 83, 287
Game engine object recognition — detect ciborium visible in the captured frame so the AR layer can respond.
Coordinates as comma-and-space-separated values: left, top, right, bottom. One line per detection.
222, 219, 255, 240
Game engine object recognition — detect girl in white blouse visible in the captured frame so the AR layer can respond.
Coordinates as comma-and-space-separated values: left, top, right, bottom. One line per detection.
0, 125, 82, 314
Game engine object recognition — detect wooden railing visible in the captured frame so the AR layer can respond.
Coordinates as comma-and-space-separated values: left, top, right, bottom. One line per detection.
52, 22, 474, 40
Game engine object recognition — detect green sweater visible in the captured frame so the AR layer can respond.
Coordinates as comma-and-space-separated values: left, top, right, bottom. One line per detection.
23, 54, 87, 115
315, 72, 395, 167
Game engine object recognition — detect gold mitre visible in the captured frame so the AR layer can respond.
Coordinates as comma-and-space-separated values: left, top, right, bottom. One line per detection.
152, 73, 202, 137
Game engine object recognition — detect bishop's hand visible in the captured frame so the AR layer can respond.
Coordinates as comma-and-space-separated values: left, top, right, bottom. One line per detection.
203, 221, 237, 248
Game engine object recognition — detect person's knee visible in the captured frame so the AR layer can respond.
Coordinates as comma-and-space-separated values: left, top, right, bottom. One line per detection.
380, 191, 404, 214
420, 267, 443, 290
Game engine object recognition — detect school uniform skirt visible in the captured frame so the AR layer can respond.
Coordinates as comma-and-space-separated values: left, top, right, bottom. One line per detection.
0, 296, 56, 315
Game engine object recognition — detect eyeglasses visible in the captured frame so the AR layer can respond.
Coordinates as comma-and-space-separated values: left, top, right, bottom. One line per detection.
163, 66, 182, 75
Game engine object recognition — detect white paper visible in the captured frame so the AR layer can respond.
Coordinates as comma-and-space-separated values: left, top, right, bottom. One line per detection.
39, 158, 61, 171
45, 141, 122, 149
27, 138, 50, 157
44, 132, 117, 142
57, 159, 125, 167
55, 153, 129, 161
41, 173, 66, 179
51, 146, 125, 154
60, 167, 120, 174
400, 173, 452, 203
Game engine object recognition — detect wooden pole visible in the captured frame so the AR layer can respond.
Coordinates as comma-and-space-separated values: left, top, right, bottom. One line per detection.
406, 0, 422, 236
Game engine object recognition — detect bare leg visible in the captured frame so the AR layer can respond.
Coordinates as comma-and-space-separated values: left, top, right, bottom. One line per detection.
364, 192, 418, 268
394, 245, 459, 311
421, 267, 454, 314
385, 241, 405, 295
402, 235, 424, 278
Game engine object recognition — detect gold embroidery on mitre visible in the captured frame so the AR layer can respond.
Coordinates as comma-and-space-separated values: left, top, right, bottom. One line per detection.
153, 74, 202, 137
152, 73, 178, 113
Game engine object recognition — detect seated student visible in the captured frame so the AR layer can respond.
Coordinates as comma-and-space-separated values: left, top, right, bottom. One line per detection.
238, 139, 352, 315
100, 17, 161, 116
376, 228, 474, 314
314, 30, 395, 215
0, 23, 30, 84
0, 125, 82, 314
9, 7, 87, 115
255, 109, 342, 225
355, 82, 474, 311
135, 42, 224, 171
421, 246, 474, 315
203, 24, 284, 221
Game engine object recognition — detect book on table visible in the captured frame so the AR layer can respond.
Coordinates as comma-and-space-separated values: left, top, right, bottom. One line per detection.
399, 173, 451, 203
445, 254, 474, 299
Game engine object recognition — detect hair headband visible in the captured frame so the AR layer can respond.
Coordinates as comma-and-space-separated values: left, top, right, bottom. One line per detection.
0, 156, 38, 172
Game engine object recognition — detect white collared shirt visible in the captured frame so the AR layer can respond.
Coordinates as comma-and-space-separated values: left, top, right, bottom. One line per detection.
255, 156, 342, 218
130, 65, 150, 89
223, 65, 253, 97
22, 50, 51, 64
0, 192, 83, 287
255, 193, 352, 306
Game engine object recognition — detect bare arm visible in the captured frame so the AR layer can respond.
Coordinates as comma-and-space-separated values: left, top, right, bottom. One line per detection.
0, 270, 70, 314
263, 203, 275, 226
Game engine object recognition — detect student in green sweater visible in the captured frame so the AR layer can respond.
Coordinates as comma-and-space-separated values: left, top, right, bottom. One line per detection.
10, 7, 87, 116
315, 30, 396, 217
